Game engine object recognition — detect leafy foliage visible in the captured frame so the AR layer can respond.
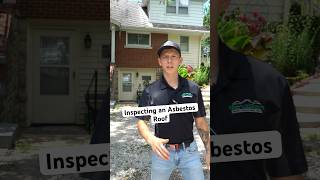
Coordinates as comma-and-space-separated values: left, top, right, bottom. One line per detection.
178, 64, 193, 79
270, 24, 317, 77
193, 63, 210, 86
218, 9, 272, 60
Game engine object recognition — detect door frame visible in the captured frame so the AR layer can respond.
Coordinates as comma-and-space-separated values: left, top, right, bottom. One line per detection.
27, 26, 79, 125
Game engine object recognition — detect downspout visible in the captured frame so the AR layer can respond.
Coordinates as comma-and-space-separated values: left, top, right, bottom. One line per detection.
111, 25, 116, 64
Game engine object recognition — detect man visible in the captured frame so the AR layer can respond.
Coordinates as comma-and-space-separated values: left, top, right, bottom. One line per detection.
137, 41, 210, 180
210, 0, 308, 175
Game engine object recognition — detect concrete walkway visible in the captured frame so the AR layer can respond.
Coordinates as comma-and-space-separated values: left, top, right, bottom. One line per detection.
293, 76, 320, 128
0, 126, 91, 180
292, 75, 320, 179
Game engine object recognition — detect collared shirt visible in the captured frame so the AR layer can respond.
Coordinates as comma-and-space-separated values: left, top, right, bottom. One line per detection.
211, 41, 308, 179
138, 75, 206, 144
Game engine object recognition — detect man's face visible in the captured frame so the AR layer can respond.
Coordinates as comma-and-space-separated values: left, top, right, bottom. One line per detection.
158, 48, 182, 75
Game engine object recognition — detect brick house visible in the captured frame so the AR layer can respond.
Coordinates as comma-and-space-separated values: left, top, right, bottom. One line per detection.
0, 0, 109, 126
110, 0, 209, 101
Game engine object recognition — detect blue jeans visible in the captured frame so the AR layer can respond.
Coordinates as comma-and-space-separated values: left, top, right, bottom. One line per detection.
151, 141, 205, 180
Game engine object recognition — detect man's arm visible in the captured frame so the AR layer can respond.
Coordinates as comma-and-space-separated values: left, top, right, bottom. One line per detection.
271, 175, 304, 180
195, 116, 210, 169
137, 119, 170, 160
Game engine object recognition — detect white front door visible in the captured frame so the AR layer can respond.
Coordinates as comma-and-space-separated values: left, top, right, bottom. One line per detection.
119, 72, 134, 101
31, 30, 76, 124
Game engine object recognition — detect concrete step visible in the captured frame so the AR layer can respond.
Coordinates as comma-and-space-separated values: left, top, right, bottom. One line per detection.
293, 96, 320, 114
203, 96, 210, 102
293, 83, 320, 96
297, 113, 320, 128
201, 91, 210, 96
0, 123, 19, 149
309, 78, 320, 84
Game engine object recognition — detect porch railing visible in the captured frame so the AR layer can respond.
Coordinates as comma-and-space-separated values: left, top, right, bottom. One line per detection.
85, 70, 98, 133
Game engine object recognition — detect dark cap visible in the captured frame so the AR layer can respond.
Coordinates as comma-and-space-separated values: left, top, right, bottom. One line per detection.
157, 40, 181, 57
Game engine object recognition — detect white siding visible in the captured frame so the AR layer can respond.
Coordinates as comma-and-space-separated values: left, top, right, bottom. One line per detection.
229, 0, 286, 22
78, 29, 109, 124
148, 0, 204, 26
168, 34, 201, 68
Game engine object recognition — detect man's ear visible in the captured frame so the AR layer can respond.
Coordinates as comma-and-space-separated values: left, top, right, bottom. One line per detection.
179, 57, 183, 65
158, 58, 162, 67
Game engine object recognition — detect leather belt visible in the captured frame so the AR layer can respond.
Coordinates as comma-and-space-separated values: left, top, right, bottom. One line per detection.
165, 141, 192, 151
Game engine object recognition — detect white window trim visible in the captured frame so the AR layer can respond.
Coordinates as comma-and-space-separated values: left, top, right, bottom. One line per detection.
125, 31, 152, 49
165, 0, 189, 15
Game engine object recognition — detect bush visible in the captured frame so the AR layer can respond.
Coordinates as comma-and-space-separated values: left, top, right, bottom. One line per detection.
178, 64, 194, 79
270, 25, 317, 76
193, 64, 210, 86
218, 9, 272, 61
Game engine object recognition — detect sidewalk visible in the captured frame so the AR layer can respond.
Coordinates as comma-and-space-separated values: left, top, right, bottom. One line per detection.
0, 126, 91, 180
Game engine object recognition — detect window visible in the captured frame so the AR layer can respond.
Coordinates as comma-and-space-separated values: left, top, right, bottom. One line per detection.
166, 0, 189, 14
40, 36, 70, 95
122, 73, 132, 92
180, 36, 189, 52
127, 33, 150, 47
166, 0, 176, 13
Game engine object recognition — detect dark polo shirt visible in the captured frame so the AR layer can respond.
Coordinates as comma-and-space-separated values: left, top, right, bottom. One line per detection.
138, 75, 206, 144
211, 41, 308, 179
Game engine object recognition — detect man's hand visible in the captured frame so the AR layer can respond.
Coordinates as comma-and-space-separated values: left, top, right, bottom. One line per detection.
149, 136, 170, 160
195, 117, 211, 170
137, 119, 170, 160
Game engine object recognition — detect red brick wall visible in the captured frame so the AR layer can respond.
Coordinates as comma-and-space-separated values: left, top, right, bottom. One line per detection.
17, 0, 108, 20
115, 31, 167, 68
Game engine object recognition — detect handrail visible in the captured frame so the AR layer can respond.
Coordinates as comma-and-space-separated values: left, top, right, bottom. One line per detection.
85, 70, 98, 133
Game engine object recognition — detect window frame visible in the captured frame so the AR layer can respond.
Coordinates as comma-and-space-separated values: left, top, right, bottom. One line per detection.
180, 36, 189, 52
125, 32, 152, 49
166, 0, 189, 15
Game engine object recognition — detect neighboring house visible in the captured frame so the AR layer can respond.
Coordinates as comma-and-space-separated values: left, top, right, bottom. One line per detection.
110, 0, 209, 101
227, 0, 291, 22
0, 0, 109, 126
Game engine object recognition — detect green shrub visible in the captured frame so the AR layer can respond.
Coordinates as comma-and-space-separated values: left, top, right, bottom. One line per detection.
193, 64, 210, 86
178, 64, 190, 79
270, 25, 317, 76
218, 9, 272, 61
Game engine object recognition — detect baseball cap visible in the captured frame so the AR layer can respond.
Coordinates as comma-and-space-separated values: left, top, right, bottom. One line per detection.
157, 40, 181, 57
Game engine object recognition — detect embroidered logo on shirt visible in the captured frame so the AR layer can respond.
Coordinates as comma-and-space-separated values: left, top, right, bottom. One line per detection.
229, 99, 264, 114
181, 92, 193, 98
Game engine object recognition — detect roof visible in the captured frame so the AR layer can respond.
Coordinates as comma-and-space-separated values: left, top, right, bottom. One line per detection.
110, 0, 209, 34
153, 23, 209, 31
110, 0, 152, 28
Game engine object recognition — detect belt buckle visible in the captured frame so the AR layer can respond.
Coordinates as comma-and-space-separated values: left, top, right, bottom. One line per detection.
175, 144, 179, 149
168, 144, 178, 150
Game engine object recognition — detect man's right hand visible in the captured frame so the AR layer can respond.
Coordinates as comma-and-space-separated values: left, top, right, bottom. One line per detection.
149, 136, 170, 160
136, 120, 170, 160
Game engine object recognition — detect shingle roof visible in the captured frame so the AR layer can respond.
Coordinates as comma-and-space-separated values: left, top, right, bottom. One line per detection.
110, 0, 153, 28
153, 23, 209, 31
110, 0, 209, 34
